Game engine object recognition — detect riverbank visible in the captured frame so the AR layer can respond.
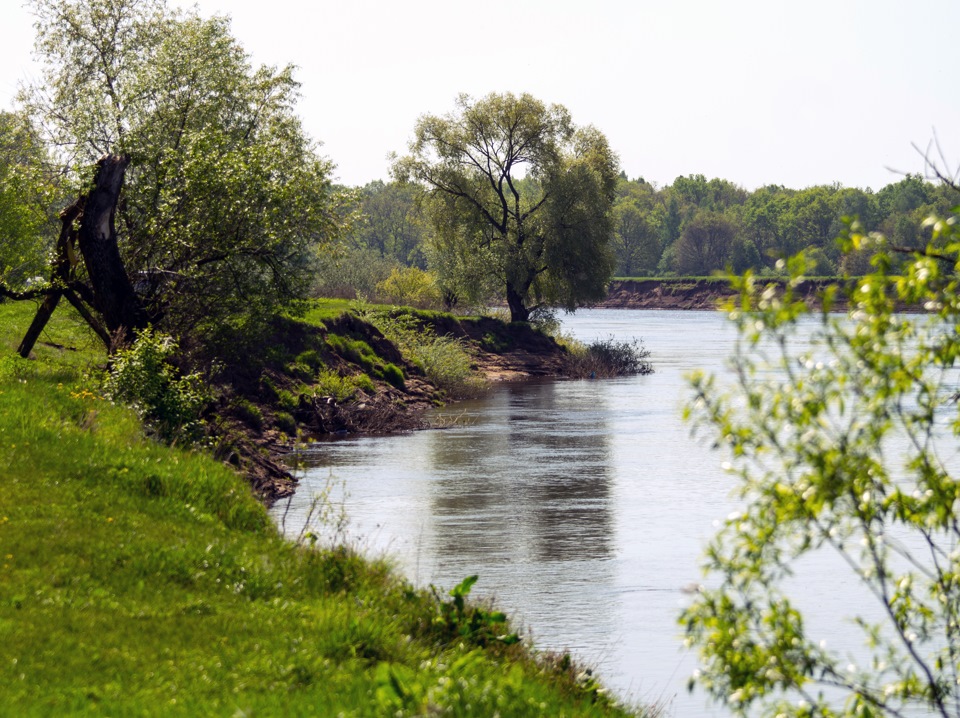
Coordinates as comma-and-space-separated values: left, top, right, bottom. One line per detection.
0, 300, 645, 717
596, 277, 843, 310
210, 303, 584, 503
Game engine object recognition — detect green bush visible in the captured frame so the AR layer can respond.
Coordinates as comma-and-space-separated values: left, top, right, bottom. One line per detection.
232, 397, 264, 430
315, 369, 371, 402
375, 266, 443, 308
378, 362, 405, 389
275, 388, 300, 412
103, 328, 210, 445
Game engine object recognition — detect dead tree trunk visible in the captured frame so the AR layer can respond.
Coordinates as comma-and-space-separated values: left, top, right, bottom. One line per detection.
76, 155, 146, 344
17, 154, 145, 357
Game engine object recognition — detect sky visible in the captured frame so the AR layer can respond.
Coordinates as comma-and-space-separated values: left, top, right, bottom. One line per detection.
2, 0, 959, 191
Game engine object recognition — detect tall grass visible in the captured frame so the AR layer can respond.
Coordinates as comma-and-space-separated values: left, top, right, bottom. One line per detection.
356, 306, 485, 397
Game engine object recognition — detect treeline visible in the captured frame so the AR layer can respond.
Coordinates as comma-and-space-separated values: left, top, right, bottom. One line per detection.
314, 173, 960, 299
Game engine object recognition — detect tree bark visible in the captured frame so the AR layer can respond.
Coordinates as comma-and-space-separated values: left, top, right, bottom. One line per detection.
17, 155, 146, 357
506, 284, 530, 322
76, 154, 146, 345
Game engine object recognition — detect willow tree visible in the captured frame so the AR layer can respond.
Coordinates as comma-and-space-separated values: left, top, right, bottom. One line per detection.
19, 0, 344, 348
394, 92, 619, 322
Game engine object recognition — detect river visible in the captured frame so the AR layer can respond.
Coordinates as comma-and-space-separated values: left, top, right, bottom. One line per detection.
268, 309, 876, 716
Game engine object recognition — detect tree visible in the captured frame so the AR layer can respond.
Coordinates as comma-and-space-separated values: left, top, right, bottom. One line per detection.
0, 111, 57, 291
20, 0, 344, 346
393, 92, 619, 322
673, 210, 738, 275
612, 178, 663, 276
682, 207, 960, 716
351, 180, 428, 267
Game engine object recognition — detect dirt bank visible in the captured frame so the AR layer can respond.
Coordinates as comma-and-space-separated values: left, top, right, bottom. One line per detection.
221, 311, 572, 504
596, 278, 848, 310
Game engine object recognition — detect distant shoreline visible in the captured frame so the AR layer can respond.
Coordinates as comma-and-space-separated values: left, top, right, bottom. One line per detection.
594, 278, 850, 311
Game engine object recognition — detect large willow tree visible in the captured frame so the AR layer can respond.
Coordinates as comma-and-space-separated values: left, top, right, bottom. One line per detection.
394, 92, 619, 322
19, 0, 345, 345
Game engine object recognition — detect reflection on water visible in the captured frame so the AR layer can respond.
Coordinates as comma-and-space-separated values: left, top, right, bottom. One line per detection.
274, 310, 740, 717
429, 382, 614, 564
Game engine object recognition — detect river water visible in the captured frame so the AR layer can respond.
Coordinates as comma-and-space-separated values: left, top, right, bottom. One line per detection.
268, 309, 885, 716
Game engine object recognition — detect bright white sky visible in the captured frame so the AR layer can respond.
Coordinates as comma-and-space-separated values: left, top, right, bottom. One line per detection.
2, 0, 959, 191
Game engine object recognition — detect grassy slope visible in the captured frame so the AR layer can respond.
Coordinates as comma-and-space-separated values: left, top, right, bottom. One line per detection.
0, 301, 640, 717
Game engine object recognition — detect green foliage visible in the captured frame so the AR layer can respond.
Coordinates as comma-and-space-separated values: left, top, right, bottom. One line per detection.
314, 368, 374, 402
432, 575, 520, 648
348, 179, 428, 267
312, 244, 398, 300
231, 397, 264, 430
359, 308, 483, 397
103, 327, 209, 445
23, 0, 347, 343
682, 210, 960, 716
0, 110, 57, 290
395, 92, 619, 321
375, 265, 443, 308
274, 388, 300, 412
325, 333, 405, 389
673, 210, 738, 275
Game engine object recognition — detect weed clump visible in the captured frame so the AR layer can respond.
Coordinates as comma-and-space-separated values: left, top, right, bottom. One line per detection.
566, 336, 653, 378
103, 327, 210, 445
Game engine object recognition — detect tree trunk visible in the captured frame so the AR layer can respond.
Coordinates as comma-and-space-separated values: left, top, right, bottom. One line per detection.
76, 155, 145, 345
506, 283, 530, 323
17, 154, 146, 357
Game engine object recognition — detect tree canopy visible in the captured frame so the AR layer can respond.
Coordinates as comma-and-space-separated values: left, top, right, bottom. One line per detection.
19, 0, 345, 347
682, 201, 960, 716
0, 111, 57, 291
394, 92, 619, 321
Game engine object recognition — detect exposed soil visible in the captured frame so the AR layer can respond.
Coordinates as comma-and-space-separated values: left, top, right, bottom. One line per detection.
595, 278, 847, 311
421, 314, 570, 382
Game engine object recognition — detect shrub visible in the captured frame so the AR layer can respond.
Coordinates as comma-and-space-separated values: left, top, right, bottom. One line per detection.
378, 362, 406, 389
375, 266, 443, 308
103, 328, 209, 445
273, 411, 297, 436
312, 245, 397, 299
315, 369, 370, 402
566, 336, 653, 378
231, 397, 263, 430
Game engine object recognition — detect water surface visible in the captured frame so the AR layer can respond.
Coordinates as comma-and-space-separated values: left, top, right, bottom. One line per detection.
274, 309, 743, 715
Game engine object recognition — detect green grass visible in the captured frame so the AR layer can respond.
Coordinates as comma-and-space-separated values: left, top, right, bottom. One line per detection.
299, 297, 357, 325
0, 300, 642, 716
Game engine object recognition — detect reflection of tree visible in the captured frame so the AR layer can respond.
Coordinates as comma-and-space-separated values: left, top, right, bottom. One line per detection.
426, 381, 614, 564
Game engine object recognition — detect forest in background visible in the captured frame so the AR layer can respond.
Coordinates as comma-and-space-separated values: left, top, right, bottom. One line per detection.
316, 172, 960, 305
